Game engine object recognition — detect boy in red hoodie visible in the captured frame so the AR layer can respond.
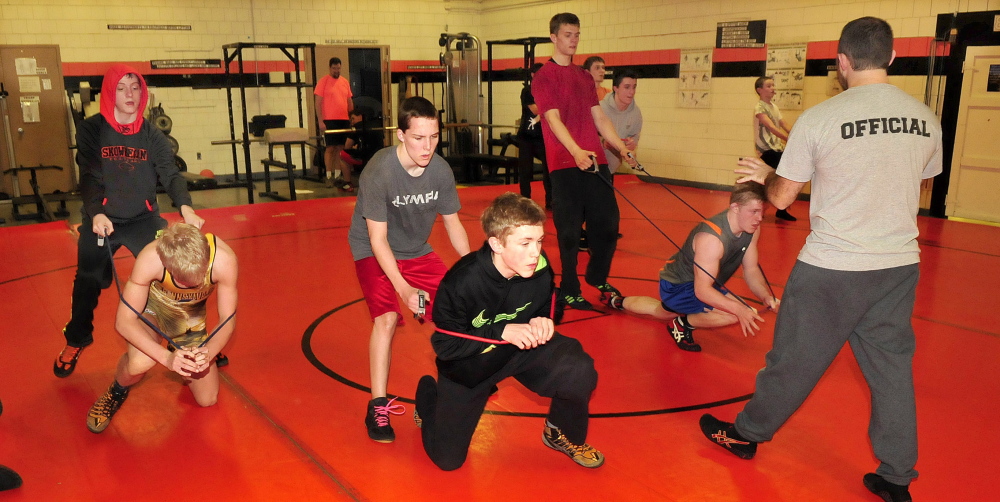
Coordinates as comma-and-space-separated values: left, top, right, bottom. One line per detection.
54, 64, 205, 378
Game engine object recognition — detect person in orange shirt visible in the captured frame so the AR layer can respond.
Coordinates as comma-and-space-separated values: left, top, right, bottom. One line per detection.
314, 57, 355, 191
583, 56, 610, 100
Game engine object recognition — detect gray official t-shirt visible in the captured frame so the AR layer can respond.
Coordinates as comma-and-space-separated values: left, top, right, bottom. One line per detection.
777, 83, 942, 271
348, 146, 461, 261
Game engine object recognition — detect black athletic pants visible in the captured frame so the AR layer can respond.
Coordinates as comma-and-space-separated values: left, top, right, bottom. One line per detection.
549, 165, 619, 296
64, 214, 166, 348
418, 334, 598, 471
517, 137, 551, 208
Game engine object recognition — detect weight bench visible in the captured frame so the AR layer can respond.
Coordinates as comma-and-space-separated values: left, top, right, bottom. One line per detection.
259, 128, 310, 202
3, 165, 72, 222
461, 133, 519, 184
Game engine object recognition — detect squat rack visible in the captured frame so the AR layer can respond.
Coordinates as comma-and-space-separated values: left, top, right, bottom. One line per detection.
221, 42, 317, 204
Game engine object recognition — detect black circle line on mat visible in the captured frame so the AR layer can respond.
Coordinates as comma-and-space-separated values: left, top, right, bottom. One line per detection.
301, 299, 754, 418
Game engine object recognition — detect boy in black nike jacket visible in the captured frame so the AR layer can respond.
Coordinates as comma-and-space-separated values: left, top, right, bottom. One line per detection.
416, 193, 602, 470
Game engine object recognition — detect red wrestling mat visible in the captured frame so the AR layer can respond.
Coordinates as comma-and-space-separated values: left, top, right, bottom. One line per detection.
0, 177, 997, 501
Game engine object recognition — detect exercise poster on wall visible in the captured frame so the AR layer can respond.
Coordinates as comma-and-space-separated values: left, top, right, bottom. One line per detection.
679, 48, 712, 108
766, 44, 806, 110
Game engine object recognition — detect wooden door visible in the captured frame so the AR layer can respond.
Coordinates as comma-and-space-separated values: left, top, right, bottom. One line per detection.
946, 45, 1000, 223
0, 45, 74, 197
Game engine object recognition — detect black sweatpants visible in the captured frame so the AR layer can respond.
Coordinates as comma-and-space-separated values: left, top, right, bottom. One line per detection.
549, 166, 619, 295
517, 137, 551, 208
418, 333, 598, 471
64, 214, 166, 348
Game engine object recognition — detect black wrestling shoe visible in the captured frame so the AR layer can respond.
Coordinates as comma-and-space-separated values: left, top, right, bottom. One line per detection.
863, 473, 912, 502
670, 316, 701, 352
595, 283, 621, 305
366, 397, 404, 443
699, 414, 757, 459
775, 209, 797, 221
0, 465, 22, 492
87, 384, 130, 434
561, 293, 594, 311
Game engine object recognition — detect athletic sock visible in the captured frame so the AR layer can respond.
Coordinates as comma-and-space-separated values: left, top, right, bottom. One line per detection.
676, 315, 691, 329
111, 380, 130, 397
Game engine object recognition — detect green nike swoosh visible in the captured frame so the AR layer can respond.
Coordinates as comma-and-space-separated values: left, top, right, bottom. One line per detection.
471, 309, 489, 328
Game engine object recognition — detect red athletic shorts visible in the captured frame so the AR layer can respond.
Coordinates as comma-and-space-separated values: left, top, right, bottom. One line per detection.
354, 252, 449, 325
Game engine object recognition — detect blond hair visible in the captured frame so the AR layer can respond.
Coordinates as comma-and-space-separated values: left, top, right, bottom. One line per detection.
481, 192, 546, 244
156, 223, 210, 286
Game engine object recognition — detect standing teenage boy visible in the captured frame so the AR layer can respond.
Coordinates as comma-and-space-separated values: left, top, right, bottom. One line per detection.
348, 96, 470, 443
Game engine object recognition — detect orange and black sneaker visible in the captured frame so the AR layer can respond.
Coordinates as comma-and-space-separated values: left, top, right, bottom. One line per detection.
542, 424, 605, 468
53, 343, 86, 378
87, 385, 129, 434
699, 413, 757, 459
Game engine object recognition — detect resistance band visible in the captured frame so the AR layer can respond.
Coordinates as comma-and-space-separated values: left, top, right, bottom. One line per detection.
415, 289, 560, 345
585, 155, 761, 313
623, 153, 778, 303
101, 236, 235, 351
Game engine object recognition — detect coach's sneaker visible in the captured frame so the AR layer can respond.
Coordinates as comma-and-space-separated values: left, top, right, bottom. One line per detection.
542, 423, 605, 468
670, 316, 701, 352
54, 342, 86, 378
863, 473, 912, 502
699, 414, 757, 459
365, 397, 404, 443
87, 383, 130, 433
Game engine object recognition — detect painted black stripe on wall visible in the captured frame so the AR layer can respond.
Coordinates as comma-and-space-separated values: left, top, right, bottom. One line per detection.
712, 61, 767, 78
64, 73, 287, 92
805, 56, 934, 77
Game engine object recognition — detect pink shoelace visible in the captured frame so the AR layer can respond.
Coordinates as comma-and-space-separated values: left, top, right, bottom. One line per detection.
374, 397, 405, 427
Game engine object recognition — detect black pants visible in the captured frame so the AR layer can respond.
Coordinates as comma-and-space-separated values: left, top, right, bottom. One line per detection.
517, 138, 551, 208
64, 214, 166, 348
418, 334, 598, 471
550, 166, 619, 295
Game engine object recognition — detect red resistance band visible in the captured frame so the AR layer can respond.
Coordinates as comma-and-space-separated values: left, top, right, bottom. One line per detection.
430, 291, 559, 345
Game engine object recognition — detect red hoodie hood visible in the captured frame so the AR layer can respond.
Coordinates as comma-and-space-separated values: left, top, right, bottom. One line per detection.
100, 63, 147, 135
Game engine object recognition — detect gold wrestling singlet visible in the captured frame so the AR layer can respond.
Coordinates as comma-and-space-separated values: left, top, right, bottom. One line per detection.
144, 234, 218, 348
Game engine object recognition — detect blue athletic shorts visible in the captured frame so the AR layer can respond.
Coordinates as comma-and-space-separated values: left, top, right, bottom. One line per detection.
659, 280, 726, 315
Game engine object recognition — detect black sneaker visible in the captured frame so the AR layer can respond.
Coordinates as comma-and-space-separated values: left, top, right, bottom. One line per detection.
670, 317, 701, 352
863, 473, 912, 502
87, 384, 130, 433
699, 414, 757, 459
542, 424, 605, 468
775, 209, 797, 221
578, 229, 589, 252
365, 397, 404, 443
215, 353, 229, 368
0, 465, 22, 492
561, 293, 594, 311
